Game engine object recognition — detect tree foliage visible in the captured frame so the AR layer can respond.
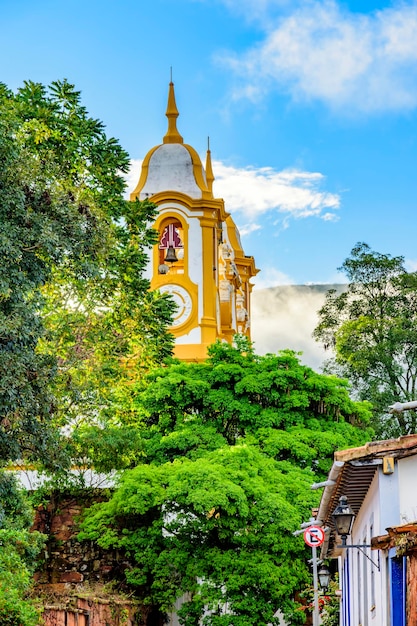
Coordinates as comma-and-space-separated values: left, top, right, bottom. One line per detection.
80, 340, 372, 625
314, 242, 417, 436
41, 195, 175, 448
121, 341, 372, 471
0, 471, 45, 626
0, 79, 174, 467
82, 446, 315, 626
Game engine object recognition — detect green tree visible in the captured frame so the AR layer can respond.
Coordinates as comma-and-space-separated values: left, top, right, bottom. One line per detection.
0, 79, 174, 467
0, 471, 45, 626
80, 341, 372, 625
41, 195, 174, 464
81, 446, 316, 626
313, 242, 417, 437
127, 340, 372, 472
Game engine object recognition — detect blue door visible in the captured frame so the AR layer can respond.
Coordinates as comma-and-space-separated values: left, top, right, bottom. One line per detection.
342, 552, 351, 626
389, 550, 406, 626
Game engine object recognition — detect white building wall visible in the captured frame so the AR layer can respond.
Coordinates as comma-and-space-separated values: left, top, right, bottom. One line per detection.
378, 464, 400, 531
398, 455, 417, 524
337, 455, 417, 626
175, 326, 202, 344
339, 471, 391, 626
187, 219, 203, 296
352, 475, 383, 626
167, 594, 191, 626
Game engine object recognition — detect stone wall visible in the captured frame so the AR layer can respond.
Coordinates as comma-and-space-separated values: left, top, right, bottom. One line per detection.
31, 493, 159, 625
32, 493, 130, 590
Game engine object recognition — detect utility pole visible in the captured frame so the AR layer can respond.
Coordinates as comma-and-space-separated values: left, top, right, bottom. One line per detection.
303, 525, 325, 626
312, 545, 320, 626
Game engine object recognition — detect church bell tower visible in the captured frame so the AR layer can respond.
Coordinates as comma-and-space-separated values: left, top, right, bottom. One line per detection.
130, 81, 258, 361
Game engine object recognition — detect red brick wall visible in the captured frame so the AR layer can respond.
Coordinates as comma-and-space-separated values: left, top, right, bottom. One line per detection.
42, 597, 139, 626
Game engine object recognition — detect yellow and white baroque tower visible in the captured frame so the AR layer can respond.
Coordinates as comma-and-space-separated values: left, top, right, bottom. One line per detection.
131, 82, 258, 361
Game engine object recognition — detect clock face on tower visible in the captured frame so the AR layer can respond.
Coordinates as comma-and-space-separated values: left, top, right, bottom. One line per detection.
159, 284, 193, 327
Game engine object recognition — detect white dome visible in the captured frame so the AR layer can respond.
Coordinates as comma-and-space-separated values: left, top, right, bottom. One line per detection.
140, 144, 206, 199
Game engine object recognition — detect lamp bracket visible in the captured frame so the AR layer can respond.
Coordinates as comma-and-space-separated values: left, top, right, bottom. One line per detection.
336, 544, 380, 571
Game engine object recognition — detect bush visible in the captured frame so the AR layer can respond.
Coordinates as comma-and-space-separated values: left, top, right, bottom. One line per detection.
0, 472, 45, 626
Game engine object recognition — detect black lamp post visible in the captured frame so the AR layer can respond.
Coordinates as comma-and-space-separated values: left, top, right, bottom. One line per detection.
331, 494, 380, 570
332, 495, 355, 546
318, 566, 331, 592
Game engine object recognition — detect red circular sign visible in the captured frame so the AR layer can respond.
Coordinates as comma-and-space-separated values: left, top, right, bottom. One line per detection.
303, 525, 325, 547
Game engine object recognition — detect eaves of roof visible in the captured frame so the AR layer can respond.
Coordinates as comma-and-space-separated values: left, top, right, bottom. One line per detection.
317, 460, 378, 558
334, 433, 417, 463
316, 434, 417, 559
372, 522, 417, 553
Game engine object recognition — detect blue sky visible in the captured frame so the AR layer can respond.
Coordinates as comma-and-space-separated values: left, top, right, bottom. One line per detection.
2, 0, 417, 286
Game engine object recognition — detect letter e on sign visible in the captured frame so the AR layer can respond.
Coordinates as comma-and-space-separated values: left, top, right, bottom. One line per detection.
303, 525, 325, 547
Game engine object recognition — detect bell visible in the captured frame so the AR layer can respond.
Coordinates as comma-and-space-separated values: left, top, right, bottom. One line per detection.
165, 246, 178, 263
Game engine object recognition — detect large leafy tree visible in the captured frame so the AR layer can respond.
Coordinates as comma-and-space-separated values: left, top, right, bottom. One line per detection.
0, 471, 45, 626
0, 80, 173, 467
313, 242, 417, 437
41, 195, 175, 455
81, 340, 372, 625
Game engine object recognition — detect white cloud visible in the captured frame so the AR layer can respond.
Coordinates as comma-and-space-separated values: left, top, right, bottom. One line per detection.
238, 222, 262, 236
217, 0, 417, 112
212, 160, 340, 222
322, 212, 339, 222
252, 267, 294, 289
405, 259, 417, 272
251, 285, 331, 368
123, 158, 142, 198
215, 0, 287, 24
125, 158, 340, 231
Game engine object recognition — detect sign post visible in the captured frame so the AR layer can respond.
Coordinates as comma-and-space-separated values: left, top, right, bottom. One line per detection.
304, 525, 325, 626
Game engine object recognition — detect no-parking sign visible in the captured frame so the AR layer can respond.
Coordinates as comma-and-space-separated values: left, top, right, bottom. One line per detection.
303, 525, 325, 547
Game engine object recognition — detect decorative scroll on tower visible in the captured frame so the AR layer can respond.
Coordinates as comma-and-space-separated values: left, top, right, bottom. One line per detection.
130, 81, 258, 361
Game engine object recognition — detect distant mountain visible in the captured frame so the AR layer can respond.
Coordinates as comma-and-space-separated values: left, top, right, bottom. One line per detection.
251, 284, 345, 370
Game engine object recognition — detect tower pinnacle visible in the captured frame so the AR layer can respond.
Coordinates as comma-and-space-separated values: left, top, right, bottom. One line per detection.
205, 137, 214, 196
163, 81, 184, 144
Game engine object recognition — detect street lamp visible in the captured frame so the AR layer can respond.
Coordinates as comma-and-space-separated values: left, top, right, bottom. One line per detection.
332, 495, 355, 546
331, 495, 380, 570
318, 566, 331, 592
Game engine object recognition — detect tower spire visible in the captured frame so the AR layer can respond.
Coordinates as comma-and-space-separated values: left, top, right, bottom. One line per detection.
205, 136, 214, 195
163, 78, 183, 144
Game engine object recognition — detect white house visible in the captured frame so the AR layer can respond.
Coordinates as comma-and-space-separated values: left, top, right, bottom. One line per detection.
316, 434, 417, 626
